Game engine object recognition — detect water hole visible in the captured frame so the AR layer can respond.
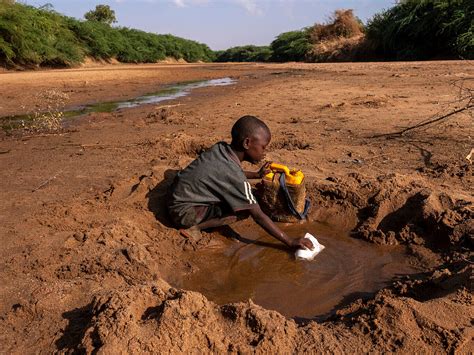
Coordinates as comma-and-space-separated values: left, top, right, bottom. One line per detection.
169, 221, 420, 320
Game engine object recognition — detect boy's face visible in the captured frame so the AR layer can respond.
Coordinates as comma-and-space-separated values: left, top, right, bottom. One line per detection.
244, 129, 271, 164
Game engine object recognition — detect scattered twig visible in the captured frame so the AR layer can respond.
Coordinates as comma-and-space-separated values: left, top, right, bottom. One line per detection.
0, 149, 11, 154
371, 103, 473, 138
466, 148, 474, 164
372, 76, 473, 138
32, 170, 62, 192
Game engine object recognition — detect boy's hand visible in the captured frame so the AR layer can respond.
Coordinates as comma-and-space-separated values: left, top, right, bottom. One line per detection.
290, 237, 314, 250
244, 162, 272, 180
257, 161, 272, 178
249, 206, 314, 251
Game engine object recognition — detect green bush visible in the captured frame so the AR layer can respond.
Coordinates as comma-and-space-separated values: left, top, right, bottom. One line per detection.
3, 1, 471, 67
67, 18, 122, 60
156, 34, 215, 62
270, 29, 312, 62
366, 0, 474, 60
214, 45, 272, 62
115, 28, 166, 63
0, 2, 215, 68
66, 19, 214, 63
0, 3, 84, 67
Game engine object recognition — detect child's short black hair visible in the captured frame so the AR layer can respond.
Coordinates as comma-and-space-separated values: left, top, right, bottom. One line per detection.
231, 115, 270, 148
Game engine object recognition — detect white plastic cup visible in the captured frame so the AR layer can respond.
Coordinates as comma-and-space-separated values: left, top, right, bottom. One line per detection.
295, 233, 325, 261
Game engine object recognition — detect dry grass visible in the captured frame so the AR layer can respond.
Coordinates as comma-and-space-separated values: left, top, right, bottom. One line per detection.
24, 89, 69, 133
308, 9, 366, 62
309, 35, 365, 62
310, 10, 363, 43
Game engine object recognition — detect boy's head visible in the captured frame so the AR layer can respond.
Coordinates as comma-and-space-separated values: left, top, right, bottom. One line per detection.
231, 115, 271, 164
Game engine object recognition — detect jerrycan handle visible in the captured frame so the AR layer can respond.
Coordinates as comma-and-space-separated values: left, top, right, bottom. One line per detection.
269, 163, 291, 176
269, 163, 304, 185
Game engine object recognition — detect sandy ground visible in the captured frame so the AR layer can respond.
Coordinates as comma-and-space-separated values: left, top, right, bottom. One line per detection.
0, 61, 472, 353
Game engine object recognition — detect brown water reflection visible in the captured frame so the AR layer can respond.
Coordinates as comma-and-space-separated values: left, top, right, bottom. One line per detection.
170, 221, 419, 319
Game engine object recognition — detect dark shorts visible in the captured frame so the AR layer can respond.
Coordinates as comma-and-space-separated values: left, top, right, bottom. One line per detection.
168, 203, 231, 228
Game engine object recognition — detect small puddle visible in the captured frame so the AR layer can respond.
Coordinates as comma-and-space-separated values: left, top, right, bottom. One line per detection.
0, 77, 236, 129
170, 221, 420, 320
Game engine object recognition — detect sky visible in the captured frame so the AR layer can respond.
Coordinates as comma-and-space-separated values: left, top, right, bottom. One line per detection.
22, 0, 397, 50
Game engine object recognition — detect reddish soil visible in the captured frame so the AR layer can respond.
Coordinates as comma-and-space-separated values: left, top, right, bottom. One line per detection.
0, 61, 472, 353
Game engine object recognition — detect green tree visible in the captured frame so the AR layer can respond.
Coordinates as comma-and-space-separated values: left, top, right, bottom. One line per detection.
270, 30, 311, 62
84, 4, 116, 25
366, 0, 473, 60
215, 45, 272, 62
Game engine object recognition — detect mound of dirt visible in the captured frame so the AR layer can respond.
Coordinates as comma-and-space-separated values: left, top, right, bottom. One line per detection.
77, 280, 300, 353
162, 132, 214, 160
70, 271, 472, 354
417, 161, 472, 180
307, 173, 473, 250
333, 287, 473, 353
145, 107, 186, 125
270, 137, 311, 151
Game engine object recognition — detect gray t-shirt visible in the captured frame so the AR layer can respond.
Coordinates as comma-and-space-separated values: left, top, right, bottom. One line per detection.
168, 142, 258, 213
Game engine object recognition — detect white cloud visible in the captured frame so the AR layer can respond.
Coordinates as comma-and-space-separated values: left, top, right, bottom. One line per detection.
170, 0, 262, 15
234, 0, 262, 16
173, 0, 186, 7
171, 0, 210, 7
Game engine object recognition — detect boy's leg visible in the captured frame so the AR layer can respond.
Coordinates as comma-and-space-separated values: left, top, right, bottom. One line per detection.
196, 215, 239, 229
196, 209, 250, 230
180, 210, 249, 240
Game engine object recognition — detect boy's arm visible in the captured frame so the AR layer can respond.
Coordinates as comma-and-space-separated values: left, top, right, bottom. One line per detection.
248, 205, 313, 249
244, 162, 271, 180
244, 171, 260, 179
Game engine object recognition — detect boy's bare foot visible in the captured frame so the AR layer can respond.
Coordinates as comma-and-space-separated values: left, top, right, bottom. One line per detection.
179, 226, 202, 242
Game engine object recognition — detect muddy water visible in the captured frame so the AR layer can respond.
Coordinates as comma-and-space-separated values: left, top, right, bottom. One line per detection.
171, 221, 420, 319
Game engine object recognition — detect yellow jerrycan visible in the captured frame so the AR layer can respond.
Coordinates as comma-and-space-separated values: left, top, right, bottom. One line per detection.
263, 163, 305, 185
257, 163, 310, 222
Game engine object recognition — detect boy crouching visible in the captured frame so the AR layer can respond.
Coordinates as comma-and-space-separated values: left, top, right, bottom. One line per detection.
167, 115, 312, 250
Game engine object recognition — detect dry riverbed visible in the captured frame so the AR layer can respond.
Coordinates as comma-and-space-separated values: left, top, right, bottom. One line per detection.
0, 61, 472, 353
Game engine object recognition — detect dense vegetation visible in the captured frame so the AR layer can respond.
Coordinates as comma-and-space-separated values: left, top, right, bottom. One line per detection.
214, 45, 271, 62
218, 0, 473, 62
366, 0, 473, 60
270, 30, 312, 62
215, 30, 312, 63
0, 0, 472, 68
0, 2, 214, 68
